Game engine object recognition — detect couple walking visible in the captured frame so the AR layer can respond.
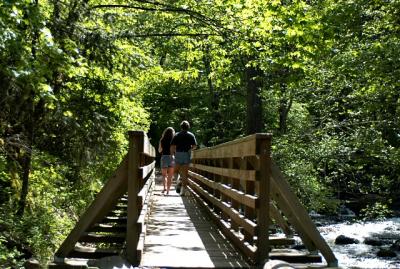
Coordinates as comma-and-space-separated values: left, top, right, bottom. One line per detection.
158, 120, 197, 196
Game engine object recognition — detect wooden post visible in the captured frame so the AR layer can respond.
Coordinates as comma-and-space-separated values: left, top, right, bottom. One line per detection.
126, 131, 144, 265
256, 136, 271, 265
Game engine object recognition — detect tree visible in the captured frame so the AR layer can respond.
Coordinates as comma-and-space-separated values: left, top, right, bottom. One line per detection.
302, 0, 400, 211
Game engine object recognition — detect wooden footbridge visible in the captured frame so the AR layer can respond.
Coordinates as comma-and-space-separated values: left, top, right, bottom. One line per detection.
50, 131, 338, 269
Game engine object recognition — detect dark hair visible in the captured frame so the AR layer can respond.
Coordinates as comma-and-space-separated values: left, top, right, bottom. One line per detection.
161, 127, 175, 142
180, 120, 190, 131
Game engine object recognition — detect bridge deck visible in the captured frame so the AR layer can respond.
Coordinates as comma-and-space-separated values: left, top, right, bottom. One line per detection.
140, 177, 250, 268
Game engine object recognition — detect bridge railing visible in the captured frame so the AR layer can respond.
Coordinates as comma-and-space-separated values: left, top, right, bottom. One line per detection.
188, 133, 271, 264
54, 131, 155, 266
188, 133, 338, 267
126, 131, 156, 264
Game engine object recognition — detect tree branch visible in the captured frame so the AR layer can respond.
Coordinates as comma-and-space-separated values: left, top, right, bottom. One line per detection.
90, 1, 223, 31
119, 32, 216, 38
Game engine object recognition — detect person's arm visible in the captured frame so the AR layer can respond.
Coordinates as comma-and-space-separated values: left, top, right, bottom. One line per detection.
191, 134, 197, 150
170, 135, 177, 155
158, 141, 162, 154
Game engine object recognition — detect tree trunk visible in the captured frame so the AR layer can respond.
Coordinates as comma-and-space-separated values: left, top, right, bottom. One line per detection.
245, 66, 264, 135
278, 98, 292, 134
17, 0, 38, 215
17, 153, 32, 216
203, 46, 221, 146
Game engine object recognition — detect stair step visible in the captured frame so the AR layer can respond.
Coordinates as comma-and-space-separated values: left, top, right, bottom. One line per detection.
79, 233, 125, 244
107, 211, 127, 217
68, 245, 119, 259
88, 223, 126, 233
101, 216, 127, 224
48, 258, 89, 269
269, 236, 295, 246
269, 249, 322, 263
114, 204, 128, 210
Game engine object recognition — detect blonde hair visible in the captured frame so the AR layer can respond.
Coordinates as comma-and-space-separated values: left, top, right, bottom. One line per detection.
160, 127, 175, 142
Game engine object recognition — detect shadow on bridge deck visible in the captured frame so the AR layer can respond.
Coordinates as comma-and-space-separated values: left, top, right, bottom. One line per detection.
140, 176, 250, 268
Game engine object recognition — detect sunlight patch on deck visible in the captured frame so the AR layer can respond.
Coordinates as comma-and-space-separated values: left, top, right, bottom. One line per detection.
140, 179, 249, 268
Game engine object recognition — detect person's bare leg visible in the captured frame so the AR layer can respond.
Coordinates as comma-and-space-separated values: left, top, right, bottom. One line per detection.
174, 164, 181, 190
166, 167, 174, 194
161, 168, 167, 193
181, 165, 189, 187
180, 165, 189, 195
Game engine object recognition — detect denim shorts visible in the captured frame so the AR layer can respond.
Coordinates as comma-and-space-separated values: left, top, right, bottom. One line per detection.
161, 155, 174, 168
175, 151, 191, 165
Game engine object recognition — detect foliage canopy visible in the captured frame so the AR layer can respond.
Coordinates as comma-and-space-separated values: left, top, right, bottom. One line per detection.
0, 0, 399, 266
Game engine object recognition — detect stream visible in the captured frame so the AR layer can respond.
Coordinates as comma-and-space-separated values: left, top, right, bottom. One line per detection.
314, 217, 400, 269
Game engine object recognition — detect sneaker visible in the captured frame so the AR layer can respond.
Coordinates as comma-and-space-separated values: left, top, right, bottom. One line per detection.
176, 181, 181, 193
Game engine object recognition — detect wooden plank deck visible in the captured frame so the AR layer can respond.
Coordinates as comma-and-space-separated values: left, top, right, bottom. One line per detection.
140, 176, 250, 268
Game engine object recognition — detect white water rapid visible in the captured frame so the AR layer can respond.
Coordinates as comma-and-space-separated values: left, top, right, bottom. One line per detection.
316, 217, 400, 269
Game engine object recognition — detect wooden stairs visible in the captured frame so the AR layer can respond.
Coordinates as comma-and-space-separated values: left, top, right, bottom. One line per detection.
48, 196, 129, 267
49, 131, 156, 268
67, 196, 128, 260
189, 187, 326, 268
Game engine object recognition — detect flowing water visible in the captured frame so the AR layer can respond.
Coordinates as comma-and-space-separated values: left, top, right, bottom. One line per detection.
315, 217, 400, 269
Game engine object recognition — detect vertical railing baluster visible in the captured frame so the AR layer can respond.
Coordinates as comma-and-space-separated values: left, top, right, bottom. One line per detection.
126, 131, 143, 265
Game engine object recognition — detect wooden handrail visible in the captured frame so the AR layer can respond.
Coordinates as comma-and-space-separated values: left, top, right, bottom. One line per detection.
54, 130, 156, 266
188, 133, 338, 267
188, 133, 272, 264
193, 133, 272, 158
55, 155, 129, 258
126, 131, 156, 265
